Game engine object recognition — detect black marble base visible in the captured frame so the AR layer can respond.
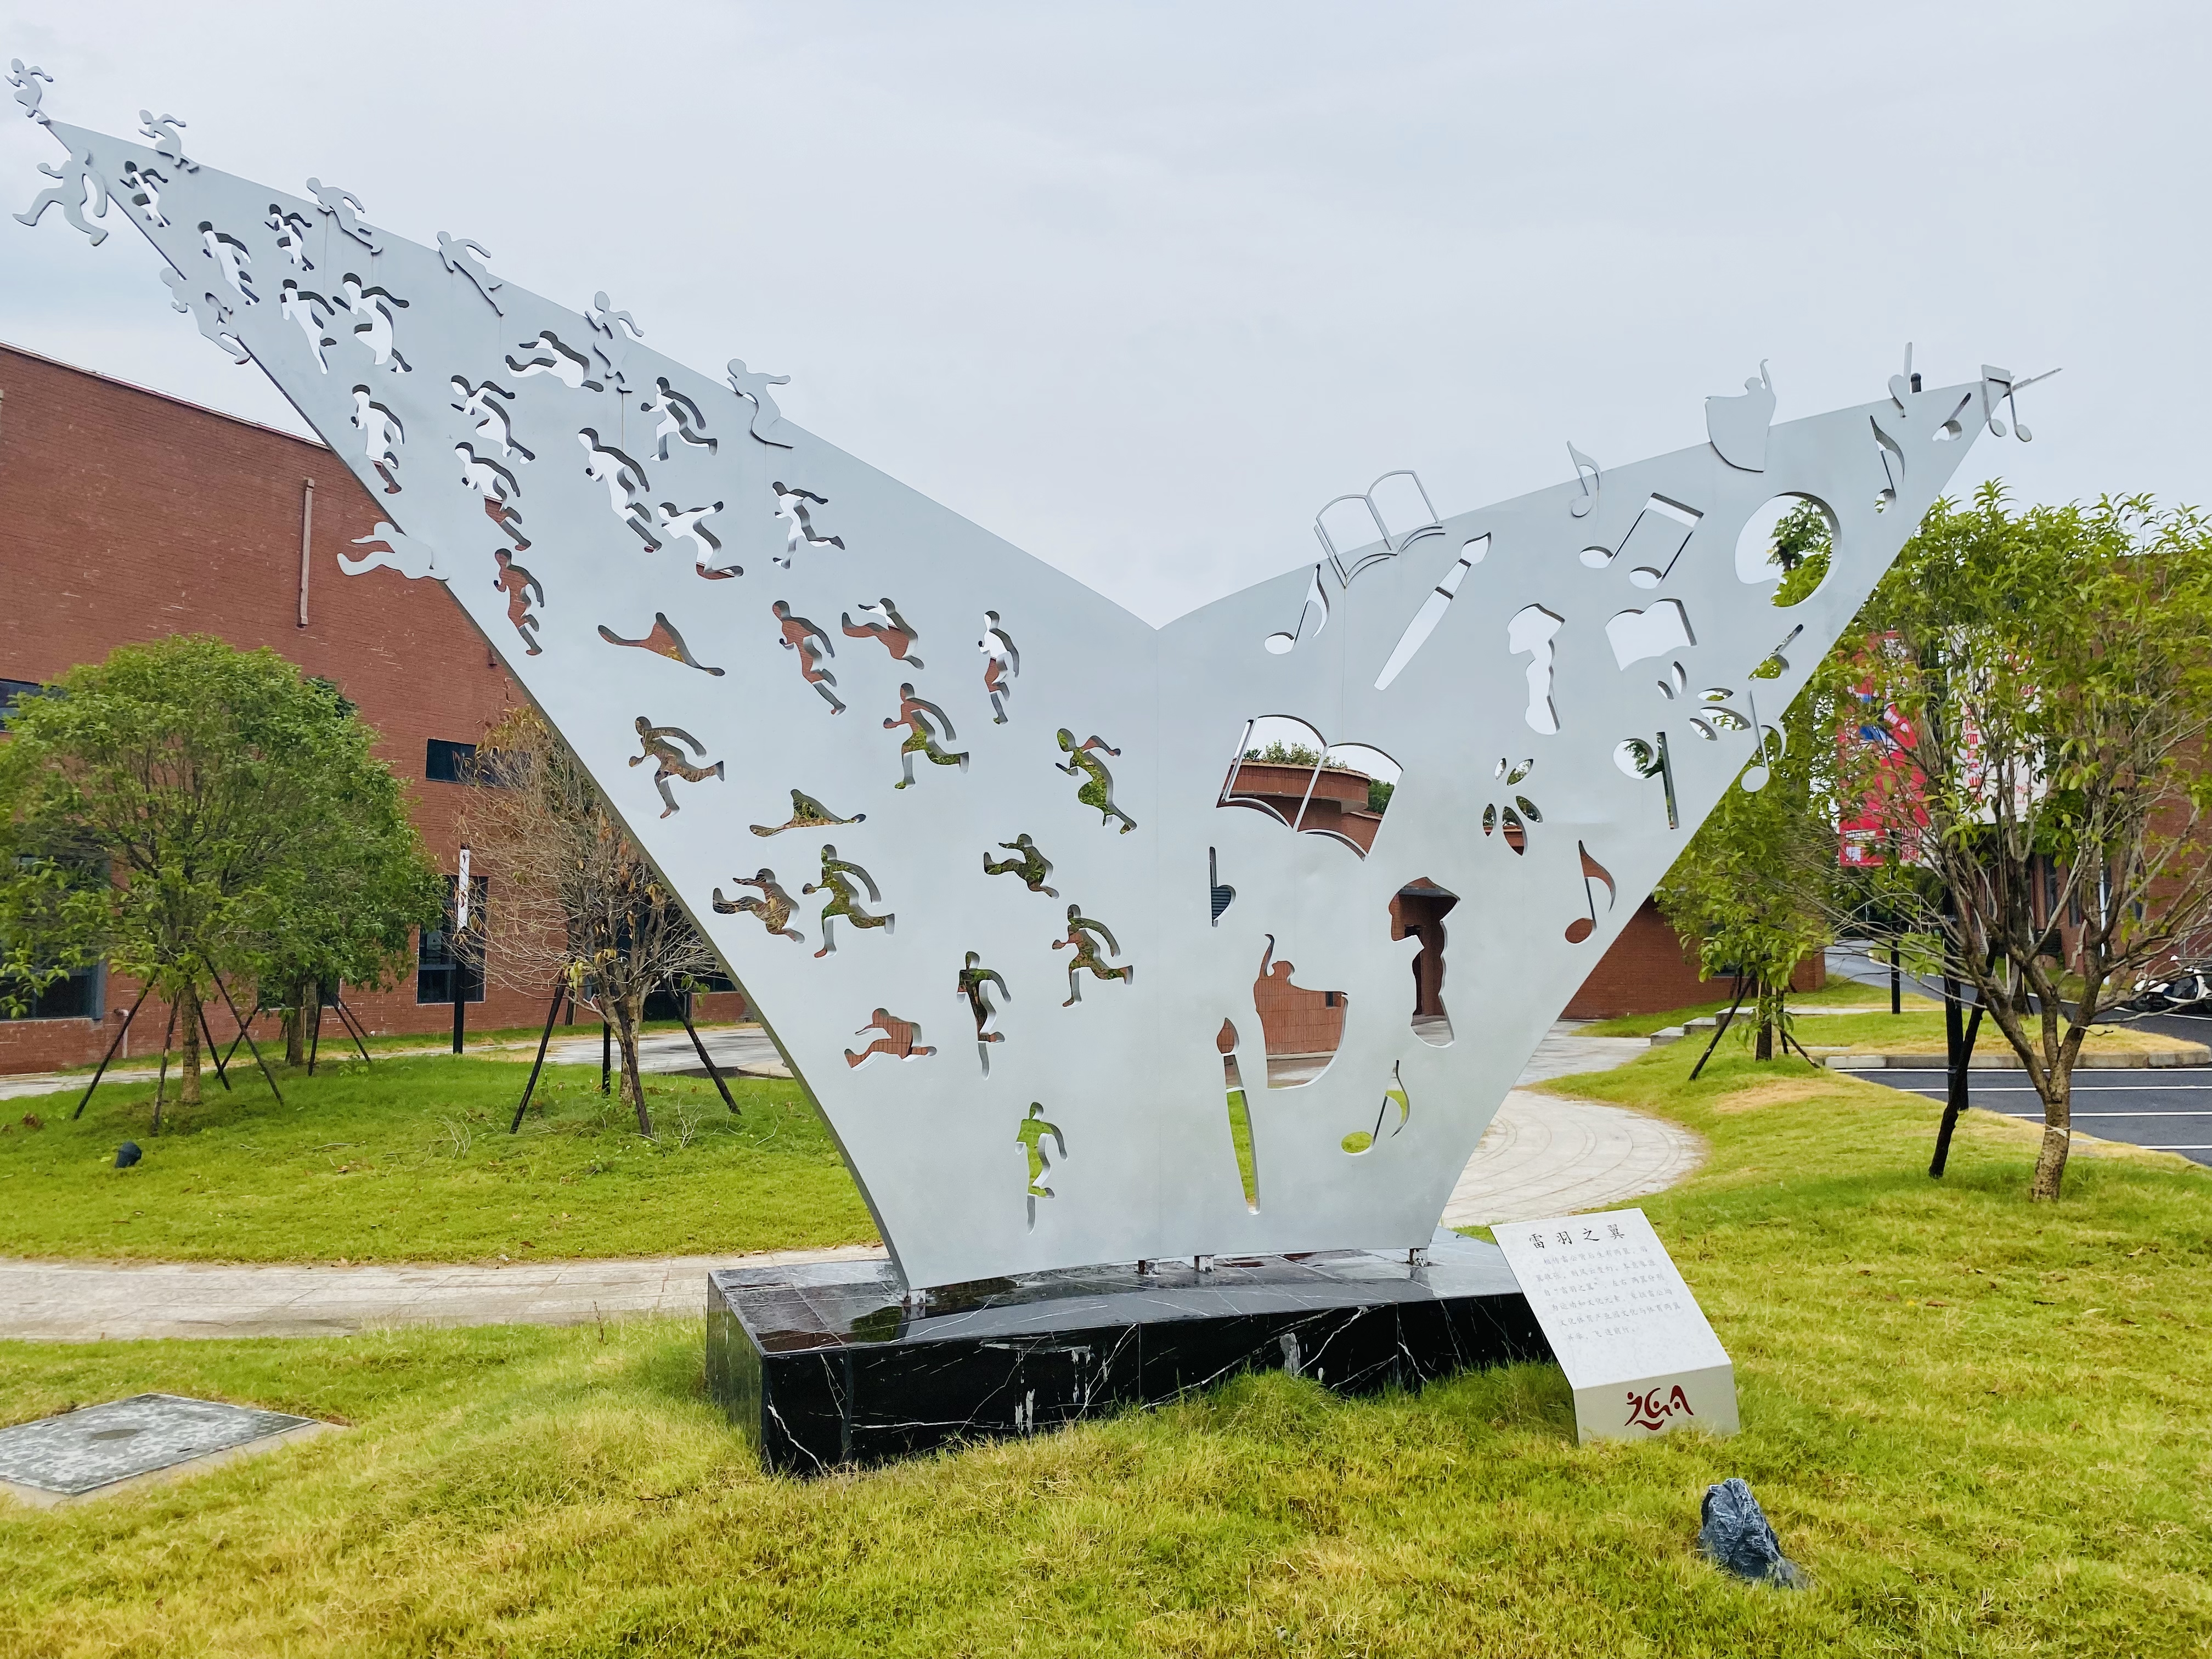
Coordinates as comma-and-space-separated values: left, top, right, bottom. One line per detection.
706, 1232, 1548, 1473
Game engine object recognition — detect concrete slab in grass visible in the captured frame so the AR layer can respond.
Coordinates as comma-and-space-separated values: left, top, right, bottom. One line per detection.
0, 1393, 336, 1508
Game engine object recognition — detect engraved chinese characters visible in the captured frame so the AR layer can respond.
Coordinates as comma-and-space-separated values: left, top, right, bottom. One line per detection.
1496, 1207, 1738, 1444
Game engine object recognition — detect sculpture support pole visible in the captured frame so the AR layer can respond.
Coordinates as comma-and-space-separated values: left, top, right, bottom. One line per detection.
510, 973, 567, 1135
212, 970, 284, 1105
673, 980, 741, 1115
72, 983, 149, 1120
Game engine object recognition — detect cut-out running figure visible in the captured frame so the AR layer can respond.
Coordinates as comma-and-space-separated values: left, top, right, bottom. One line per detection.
750, 789, 865, 838
804, 844, 893, 958
713, 870, 803, 944
726, 358, 793, 447
15, 143, 109, 245
137, 110, 196, 172
983, 833, 1057, 896
450, 376, 533, 461
307, 177, 380, 251
629, 716, 723, 817
886, 684, 967, 788
772, 601, 843, 713
980, 611, 1019, 723
1055, 905, 1132, 1006
845, 1009, 935, 1068
9, 59, 52, 125
642, 377, 716, 460
350, 387, 403, 493
1016, 1102, 1067, 1224
1056, 730, 1136, 833
436, 232, 504, 315
492, 550, 544, 655
841, 598, 923, 667
772, 483, 844, 567
957, 952, 1012, 1049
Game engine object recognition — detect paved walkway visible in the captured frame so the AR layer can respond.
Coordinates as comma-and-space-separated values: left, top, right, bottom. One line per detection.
0, 1024, 1686, 1341
0, 1024, 789, 1105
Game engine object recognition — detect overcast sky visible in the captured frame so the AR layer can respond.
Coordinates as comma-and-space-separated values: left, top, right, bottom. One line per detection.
3, 2, 2205, 624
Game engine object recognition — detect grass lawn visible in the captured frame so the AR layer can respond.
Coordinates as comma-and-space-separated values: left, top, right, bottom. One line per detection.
1581, 977, 1941, 1038
0, 1056, 877, 1263
3, 1044, 2209, 1654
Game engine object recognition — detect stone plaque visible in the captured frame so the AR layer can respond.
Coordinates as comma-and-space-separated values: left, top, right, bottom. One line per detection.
1495, 1207, 1737, 1443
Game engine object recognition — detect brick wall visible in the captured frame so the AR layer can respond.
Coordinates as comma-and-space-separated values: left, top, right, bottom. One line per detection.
0, 345, 743, 1073
1563, 898, 1826, 1018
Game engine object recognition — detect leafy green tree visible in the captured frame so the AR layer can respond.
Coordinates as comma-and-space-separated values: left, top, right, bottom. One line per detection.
0, 637, 443, 1115
1656, 673, 1841, 1060
1842, 488, 2212, 1200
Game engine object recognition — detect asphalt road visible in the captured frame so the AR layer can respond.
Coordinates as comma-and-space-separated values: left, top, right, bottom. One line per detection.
1853, 1066, 2212, 1167
1827, 946, 2212, 1167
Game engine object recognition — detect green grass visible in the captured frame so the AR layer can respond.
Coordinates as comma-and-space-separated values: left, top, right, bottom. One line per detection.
0, 1056, 876, 1262
1582, 978, 1940, 1038
2, 1046, 2209, 1654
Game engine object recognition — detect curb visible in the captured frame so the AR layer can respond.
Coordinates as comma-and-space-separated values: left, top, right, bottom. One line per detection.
1820, 1048, 2211, 1071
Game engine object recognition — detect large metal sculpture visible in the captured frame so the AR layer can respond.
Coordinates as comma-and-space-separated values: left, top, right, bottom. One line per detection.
15, 79, 2040, 1290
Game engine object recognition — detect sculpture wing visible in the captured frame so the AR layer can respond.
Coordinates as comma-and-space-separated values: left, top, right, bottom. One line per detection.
40, 120, 1994, 1288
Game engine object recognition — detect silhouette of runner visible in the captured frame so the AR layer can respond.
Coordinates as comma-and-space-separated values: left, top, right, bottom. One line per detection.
804, 844, 893, 958
772, 601, 843, 713
982, 833, 1057, 896
629, 716, 723, 817
885, 684, 967, 788
1056, 729, 1136, 833
713, 870, 803, 943
491, 549, 544, 654
845, 1008, 934, 1068
1054, 905, 1133, 1006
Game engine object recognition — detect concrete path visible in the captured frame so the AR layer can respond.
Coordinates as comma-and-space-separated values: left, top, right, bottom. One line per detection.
0, 1024, 786, 1106
0, 1024, 1690, 1341
0, 1246, 889, 1342
545, 1025, 790, 1079
1437, 1024, 1699, 1228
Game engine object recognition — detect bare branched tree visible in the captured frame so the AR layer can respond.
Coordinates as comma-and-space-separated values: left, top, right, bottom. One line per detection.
464, 706, 721, 1135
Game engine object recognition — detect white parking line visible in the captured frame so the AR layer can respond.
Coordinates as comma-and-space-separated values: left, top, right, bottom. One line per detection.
1886, 1080, 2212, 1092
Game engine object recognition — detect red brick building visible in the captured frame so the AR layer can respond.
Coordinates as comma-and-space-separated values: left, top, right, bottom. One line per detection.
0, 345, 741, 1073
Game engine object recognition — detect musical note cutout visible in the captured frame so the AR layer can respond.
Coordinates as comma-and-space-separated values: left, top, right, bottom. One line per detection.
1564, 842, 1616, 943
1739, 681, 1784, 792
1341, 1063, 1410, 1155
1622, 496, 1703, 589
1567, 442, 1600, 519
1978, 364, 2059, 443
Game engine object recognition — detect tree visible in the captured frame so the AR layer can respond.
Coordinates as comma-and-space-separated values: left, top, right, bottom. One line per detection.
0, 637, 443, 1114
1841, 488, 2212, 1200
464, 706, 721, 1135
1656, 658, 1842, 1061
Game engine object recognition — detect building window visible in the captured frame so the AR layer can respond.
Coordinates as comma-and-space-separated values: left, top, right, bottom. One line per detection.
0, 962, 103, 1022
0, 678, 44, 723
425, 738, 480, 784
416, 876, 488, 1004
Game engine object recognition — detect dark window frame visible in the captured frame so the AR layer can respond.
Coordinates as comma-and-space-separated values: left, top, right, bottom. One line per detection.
416, 874, 489, 1004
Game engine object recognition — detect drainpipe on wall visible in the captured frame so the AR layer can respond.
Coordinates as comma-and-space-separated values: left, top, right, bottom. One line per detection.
297, 477, 314, 628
